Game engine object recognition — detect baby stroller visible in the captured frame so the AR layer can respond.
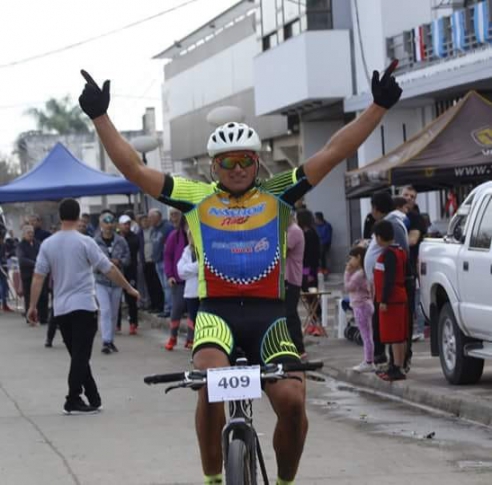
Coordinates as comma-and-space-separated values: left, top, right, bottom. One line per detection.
340, 297, 363, 346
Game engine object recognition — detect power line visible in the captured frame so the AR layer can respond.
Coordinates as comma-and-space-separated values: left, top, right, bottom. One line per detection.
0, 0, 200, 69
0, 93, 160, 111
354, 0, 371, 85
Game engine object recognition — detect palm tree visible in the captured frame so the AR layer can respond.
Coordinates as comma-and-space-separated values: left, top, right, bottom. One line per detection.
25, 96, 90, 134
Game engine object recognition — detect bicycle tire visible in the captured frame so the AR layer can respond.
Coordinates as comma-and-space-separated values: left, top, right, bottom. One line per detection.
225, 439, 254, 485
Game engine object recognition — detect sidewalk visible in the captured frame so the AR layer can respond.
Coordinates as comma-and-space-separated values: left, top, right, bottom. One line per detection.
304, 334, 492, 427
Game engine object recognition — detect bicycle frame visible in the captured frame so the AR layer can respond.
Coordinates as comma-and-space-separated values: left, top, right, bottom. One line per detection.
144, 358, 323, 485
222, 394, 269, 484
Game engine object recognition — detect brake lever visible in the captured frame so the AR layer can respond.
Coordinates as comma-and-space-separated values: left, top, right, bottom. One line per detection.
165, 383, 185, 394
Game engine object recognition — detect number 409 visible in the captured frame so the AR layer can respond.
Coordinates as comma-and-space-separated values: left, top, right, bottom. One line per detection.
218, 375, 250, 389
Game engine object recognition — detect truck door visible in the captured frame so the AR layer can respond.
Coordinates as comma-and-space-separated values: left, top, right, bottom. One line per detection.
458, 195, 492, 338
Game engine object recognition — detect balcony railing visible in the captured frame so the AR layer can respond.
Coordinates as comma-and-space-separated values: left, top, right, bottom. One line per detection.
387, 0, 492, 74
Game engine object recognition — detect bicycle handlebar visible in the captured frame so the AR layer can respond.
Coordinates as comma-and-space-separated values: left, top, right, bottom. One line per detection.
282, 360, 323, 372
144, 372, 185, 385
143, 360, 324, 386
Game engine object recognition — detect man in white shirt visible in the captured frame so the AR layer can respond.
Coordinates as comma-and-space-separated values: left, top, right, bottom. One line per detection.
28, 199, 139, 415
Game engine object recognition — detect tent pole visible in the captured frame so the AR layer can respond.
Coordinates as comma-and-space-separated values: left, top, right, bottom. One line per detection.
98, 139, 108, 210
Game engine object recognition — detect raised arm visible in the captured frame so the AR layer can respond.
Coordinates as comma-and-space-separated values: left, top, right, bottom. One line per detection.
303, 61, 402, 186
78, 70, 164, 199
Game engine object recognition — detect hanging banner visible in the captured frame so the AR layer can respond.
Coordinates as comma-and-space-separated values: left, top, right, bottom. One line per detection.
474, 1, 491, 44
414, 26, 426, 62
451, 10, 466, 52
432, 18, 446, 58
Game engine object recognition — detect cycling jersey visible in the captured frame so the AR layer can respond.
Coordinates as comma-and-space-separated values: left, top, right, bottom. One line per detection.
159, 167, 312, 300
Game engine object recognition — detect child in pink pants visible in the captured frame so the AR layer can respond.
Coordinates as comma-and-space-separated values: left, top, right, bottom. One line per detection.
344, 246, 375, 373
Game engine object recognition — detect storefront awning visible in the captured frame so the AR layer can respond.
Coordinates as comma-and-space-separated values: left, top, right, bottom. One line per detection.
345, 91, 492, 198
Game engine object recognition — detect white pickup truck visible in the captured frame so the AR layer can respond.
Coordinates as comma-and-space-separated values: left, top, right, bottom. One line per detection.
419, 182, 492, 384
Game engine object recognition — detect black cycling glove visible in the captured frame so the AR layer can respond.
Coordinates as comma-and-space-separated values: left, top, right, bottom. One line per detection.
371, 63, 402, 110
78, 70, 110, 119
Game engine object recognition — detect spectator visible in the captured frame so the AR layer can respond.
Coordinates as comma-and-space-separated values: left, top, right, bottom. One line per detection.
29, 214, 51, 242
139, 213, 162, 312
364, 190, 408, 366
314, 211, 332, 273
400, 185, 427, 344
4, 230, 19, 260
372, 220, 409, 381
118, 214, 140, 335
149, 208, 173, 318
163, 211, 188, 350
391, 196, 410, 230
363, 212, 376, 239
285, 213, 306, 357
133, 214, 149, 309
296, 209, 320, 291
177, 227, 199, 350
17, 225, 49, 323
94, 212, 130, 354
27, 198, 138, 414
80, 213, 95, 237
344, 246, 374, 372
0, 231, 13, 312
77, 218, 88, 235
123, 209, 140, 234
297, 209, 321, 336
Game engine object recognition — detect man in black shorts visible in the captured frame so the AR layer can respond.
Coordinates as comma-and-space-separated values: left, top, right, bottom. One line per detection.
78, 65, 402, 484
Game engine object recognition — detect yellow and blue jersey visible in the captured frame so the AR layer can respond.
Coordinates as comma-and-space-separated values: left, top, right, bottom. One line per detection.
158, 167, 312, 300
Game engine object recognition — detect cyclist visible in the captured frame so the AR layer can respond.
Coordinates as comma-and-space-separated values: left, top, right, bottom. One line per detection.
78, 66, 401, 485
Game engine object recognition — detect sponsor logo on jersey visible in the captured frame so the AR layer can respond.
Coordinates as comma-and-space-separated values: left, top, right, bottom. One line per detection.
211, 237, 270, 254
220, 216, 249, 226
208, 203, 266, 218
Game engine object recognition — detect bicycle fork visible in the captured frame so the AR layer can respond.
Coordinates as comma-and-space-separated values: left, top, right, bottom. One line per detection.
222, 399, 269, 484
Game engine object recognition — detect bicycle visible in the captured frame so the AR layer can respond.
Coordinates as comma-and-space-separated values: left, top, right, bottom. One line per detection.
144, 358, 324, 485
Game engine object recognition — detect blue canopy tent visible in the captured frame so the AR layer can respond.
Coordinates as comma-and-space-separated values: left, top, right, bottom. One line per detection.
0, 142, 139, 203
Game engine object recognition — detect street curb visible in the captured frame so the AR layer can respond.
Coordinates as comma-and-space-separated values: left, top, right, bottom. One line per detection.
316, 359, 492, 427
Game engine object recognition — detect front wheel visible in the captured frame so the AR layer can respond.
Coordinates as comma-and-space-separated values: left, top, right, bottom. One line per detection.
438, 303, 484, 385
225, 439, 254, 485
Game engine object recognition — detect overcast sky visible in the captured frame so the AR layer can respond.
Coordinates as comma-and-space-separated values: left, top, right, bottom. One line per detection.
0, 0, 239, 154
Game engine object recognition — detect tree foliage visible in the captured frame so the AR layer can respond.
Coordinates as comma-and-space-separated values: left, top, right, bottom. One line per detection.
0, 155, 20, 185
25, 96, 90, 134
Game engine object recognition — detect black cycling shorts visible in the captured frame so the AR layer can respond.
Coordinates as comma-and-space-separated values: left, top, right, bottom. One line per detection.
193, 298, 300, 365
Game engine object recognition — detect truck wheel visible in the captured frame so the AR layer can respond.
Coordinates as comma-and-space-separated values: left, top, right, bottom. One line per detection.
438, 303, 484, 385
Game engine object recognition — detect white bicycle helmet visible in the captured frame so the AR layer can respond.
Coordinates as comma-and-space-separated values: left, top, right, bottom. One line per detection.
207, 122, 261, 157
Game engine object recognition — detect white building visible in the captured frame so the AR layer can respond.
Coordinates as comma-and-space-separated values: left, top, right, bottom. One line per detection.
154, 0, 492, 270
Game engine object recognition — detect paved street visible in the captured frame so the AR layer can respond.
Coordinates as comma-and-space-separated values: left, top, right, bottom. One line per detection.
1, 311, 492, 484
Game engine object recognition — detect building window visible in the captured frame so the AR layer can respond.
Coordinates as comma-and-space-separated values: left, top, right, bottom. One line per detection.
261, 0, 277, 36
261, 0, 332, 52
306, 0, 333, 31
262, 31, 279, 50
284, 0, 300, 24
284, 19, 301, 40
470, 197, 492, 249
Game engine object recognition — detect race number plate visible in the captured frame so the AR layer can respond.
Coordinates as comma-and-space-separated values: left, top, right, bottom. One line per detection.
207, 366, 262, 403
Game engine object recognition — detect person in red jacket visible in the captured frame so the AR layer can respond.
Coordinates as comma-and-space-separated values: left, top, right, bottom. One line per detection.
372, 220, 408, 381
